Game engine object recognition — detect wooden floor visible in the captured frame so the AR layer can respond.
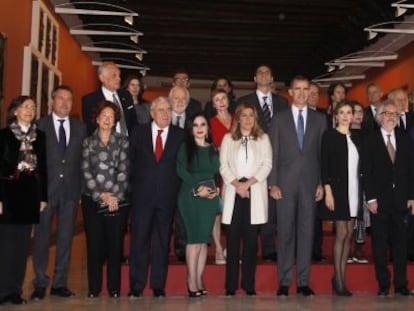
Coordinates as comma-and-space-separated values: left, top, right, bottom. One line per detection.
4, 233, 412, 310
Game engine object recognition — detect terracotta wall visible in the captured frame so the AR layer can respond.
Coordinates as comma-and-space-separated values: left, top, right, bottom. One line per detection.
346, 40, 414, 107
0, 0, 32, 125
0, 0, 97, 125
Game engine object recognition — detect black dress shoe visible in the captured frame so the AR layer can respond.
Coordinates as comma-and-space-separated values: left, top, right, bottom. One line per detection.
109, 291, 120, 298
277, 286, 289, 297
31, 287, 46, 300
87, 292, 100, 299
262, 253, 277, 262
312, 255, 327, 263
177, 255, 186, 263
297, 286, 315, 297
395, 287, 411, 296
122, 256, 129, 265
244, 289, 256, 296
153, 288, 166, 298
50, 287, 75, 297
377, 287, 390, 297
128, 289, 143, 298
8, 293, 27, 305
225, 290, 235, 296
198, 288, 207, 296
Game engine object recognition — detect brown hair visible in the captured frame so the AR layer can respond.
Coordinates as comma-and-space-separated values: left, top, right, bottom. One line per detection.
92, 100, 121, 125
231, 102, 264, 140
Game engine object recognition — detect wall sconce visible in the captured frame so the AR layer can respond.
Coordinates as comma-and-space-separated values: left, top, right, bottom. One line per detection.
364, 21, 414, 40
391, 1, 413, 17
55, 2, 138, 26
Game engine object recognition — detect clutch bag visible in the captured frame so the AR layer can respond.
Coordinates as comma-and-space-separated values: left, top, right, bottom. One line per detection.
192, 179, 217, 197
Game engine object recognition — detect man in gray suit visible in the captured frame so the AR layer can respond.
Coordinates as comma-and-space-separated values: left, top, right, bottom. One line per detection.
238, 65, 288, 262
268, 76, 327, 297
31, 85, 86, 300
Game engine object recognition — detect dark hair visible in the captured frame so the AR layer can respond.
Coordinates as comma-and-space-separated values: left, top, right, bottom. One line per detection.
185, 112, 217, 166
7, 95, 35, 125
231, 102, 264, 140
333, 101, 354, 116
122, 75, 145, 98
92, 100, 121, 125
210, 88, 228, 102
289, 75, 309, 88
51, 85, 73, 99
210, 76, 236, 101
327, 82, 347, 100
255, 64, 273, 76
348, 100, 363, 112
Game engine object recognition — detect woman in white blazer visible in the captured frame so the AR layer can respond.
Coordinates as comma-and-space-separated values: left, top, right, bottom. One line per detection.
220, 102, 272, 296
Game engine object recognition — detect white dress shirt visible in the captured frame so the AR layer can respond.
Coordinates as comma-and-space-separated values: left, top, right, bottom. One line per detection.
256, 90, 273, 117
291, 105, 308, 132
52, 113, 70, 145
151, 121, 169, 151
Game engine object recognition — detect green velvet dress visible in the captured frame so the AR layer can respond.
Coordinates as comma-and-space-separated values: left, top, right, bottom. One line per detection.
177, 143, 220, 244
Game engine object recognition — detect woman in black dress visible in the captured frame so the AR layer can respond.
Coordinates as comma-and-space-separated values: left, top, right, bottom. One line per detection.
322, 101, 362, 296
0, 96, 47, 305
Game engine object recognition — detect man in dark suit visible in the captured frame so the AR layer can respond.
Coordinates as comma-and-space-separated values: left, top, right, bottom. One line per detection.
268, 76, 327, 297
362, 83, 383, 132
307, 82, 327, 263
172, 70, 202, 119
31, 85, 86, 300
238, 65, 288, 262
363, 101, 414, 296
82, 61, 138, 136
169, 85, 192, 262
388, 88, 414, 132
128, 97, 185, 298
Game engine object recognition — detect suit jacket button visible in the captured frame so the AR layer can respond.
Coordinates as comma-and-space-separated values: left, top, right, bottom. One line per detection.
62, 159, 65, 164
59, 174, 64, 178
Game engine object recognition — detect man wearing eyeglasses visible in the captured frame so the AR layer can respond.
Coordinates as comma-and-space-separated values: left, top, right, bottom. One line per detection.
363, 101, 414, 297
172, 70, 202, 119
388, 88, 414, 132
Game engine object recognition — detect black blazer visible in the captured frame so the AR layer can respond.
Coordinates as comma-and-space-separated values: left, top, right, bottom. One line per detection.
0, 127, 47, 224
129, 123, 185, 215
321, 129, 363, 220
37, 116, 86, 201
82, 89, 138, 136
361, 106, 379, 132
237, 92, 288, 132
363, 129, 414, 212
186, 97, 202, 119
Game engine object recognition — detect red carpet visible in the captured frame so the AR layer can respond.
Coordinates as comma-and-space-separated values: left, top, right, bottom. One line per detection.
98, 232, 414, 295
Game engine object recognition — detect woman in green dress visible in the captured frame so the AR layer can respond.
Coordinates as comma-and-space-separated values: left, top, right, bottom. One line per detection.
177, 113, 220, 298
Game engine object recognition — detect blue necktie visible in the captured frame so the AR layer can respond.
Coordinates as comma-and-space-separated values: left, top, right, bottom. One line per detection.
297, 110, 304, 149
58, 119, 67, 155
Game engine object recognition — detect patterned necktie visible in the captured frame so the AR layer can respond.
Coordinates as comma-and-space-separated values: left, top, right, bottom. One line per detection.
112, 93, 128, 135
262, 96, 271, 130
58, 119, 67, 155
155, 129, 164, 162
386, 134, 395, 163
297, 109, 304, 149
176, 115, 182, 128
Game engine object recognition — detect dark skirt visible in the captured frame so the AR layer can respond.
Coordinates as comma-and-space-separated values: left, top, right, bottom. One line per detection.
0, 172, 40, 224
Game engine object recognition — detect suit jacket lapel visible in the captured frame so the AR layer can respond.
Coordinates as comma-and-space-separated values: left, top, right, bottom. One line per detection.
303, 110, 315, 150
46, 115, 59, 145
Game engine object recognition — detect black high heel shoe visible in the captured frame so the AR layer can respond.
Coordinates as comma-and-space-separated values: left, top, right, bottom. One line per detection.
198, 288, 207, 296
188, 289, 201, 298
331, 278, 352, 297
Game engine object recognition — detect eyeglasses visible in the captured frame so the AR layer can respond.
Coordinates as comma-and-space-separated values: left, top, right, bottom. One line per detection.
381, 111, 399, 118
174, 77, 189, 82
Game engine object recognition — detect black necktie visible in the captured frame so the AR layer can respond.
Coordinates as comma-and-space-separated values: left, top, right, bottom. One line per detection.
399, 114, 405, 130
262, 96, 271, 130
58, 119, 67, 155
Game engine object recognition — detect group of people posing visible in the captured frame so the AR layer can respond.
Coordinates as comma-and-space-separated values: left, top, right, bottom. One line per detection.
0, 62, 413, 305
